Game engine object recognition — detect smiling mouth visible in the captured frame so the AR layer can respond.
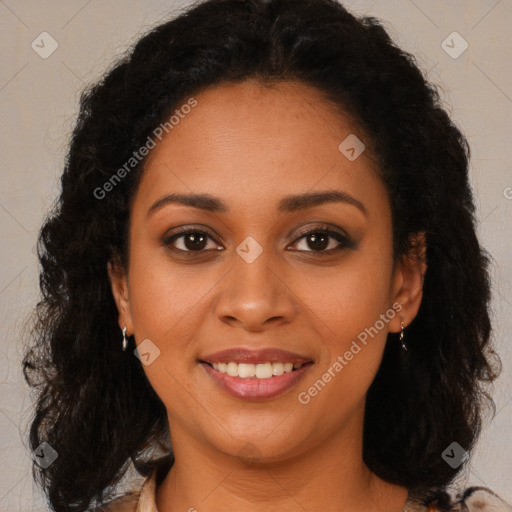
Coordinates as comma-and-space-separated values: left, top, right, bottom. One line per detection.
201, 361, 313, 379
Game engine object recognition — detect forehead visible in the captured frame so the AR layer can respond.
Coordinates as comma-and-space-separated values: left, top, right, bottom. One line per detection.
136, 79, 387, 218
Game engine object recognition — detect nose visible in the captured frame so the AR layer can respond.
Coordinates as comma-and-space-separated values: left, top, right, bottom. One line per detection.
214, 250, 297, 332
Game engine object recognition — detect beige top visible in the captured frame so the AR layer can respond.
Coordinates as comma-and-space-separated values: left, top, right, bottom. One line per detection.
91, 464, 511, 512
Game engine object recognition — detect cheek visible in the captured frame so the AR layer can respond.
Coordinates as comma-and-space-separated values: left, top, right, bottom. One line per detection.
126, 250, 213, 393
293, 248, 394, 411
296, 264, 393, 418
126, 261, 201, 415
128, 242, 208, 336
294, 248, 394, 345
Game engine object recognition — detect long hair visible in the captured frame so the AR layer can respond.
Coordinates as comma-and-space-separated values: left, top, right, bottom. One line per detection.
22, 1, 499, 510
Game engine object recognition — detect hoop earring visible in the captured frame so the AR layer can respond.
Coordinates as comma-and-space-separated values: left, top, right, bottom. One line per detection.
122, 326, 128, 351
399, 321, 407, 351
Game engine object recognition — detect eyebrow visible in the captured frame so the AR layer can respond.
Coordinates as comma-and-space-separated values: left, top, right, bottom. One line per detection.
147, 190, 367, 217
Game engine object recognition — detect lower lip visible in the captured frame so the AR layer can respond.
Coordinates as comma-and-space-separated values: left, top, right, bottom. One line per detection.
200, 362, 313, 401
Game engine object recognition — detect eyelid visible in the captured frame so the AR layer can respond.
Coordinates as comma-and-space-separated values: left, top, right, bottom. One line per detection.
291, 223, 350, 241
164, 224, 219, 240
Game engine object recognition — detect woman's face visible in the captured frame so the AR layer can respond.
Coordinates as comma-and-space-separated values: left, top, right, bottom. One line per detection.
110, 80, 424, 464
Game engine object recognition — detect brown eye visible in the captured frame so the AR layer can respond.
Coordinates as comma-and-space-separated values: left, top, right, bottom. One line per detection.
163, 228, 221, 254
179, 232, 209, 251
303, 232, 331, 251
289, 226, 355, 254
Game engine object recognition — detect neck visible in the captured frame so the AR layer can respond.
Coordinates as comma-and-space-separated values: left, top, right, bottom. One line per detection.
154, 415, 408, 512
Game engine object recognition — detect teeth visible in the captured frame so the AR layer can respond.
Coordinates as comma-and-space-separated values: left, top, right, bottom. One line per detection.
210, 361, 304, 379
272, 362, 284, 376
239, 363, 256, 378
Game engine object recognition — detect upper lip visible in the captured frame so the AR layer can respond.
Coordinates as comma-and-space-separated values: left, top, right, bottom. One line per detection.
200, 348, 313, 365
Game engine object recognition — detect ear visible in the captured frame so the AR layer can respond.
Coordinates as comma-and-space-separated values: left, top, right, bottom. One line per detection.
107, 257, 134, 335
388, 232, 427, 333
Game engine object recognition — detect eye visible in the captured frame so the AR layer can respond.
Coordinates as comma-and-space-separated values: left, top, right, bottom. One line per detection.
162, 224, 354, 256
289, 225, 354, 254
162, 227, 222, 254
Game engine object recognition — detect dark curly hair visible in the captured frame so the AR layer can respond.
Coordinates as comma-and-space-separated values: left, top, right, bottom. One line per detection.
22, 0, 500, 511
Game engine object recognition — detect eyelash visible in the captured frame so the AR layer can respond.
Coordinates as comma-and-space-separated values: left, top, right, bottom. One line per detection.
162, 224, 354, 257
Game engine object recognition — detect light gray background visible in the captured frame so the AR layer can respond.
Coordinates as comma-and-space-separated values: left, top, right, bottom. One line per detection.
1, 1, 511, 510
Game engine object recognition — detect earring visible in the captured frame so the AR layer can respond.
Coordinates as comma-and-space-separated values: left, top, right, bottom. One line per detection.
399, 321, 407, 351
122, 326, 128, 351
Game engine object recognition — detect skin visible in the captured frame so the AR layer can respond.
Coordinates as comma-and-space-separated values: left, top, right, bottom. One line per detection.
109, 79, 427, 512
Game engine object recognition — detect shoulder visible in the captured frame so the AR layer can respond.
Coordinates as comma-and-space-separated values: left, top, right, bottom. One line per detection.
456, 487, 512, 511
86, 454, 173, 511
86, 490, 140, 512
406, 486, 512, 512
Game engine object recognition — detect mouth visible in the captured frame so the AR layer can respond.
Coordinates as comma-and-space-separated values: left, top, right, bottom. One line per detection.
198, 348, 314, 400
197, 347, 314, 401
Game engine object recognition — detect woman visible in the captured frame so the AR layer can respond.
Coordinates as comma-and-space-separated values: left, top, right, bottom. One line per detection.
22, 0, 510, 511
